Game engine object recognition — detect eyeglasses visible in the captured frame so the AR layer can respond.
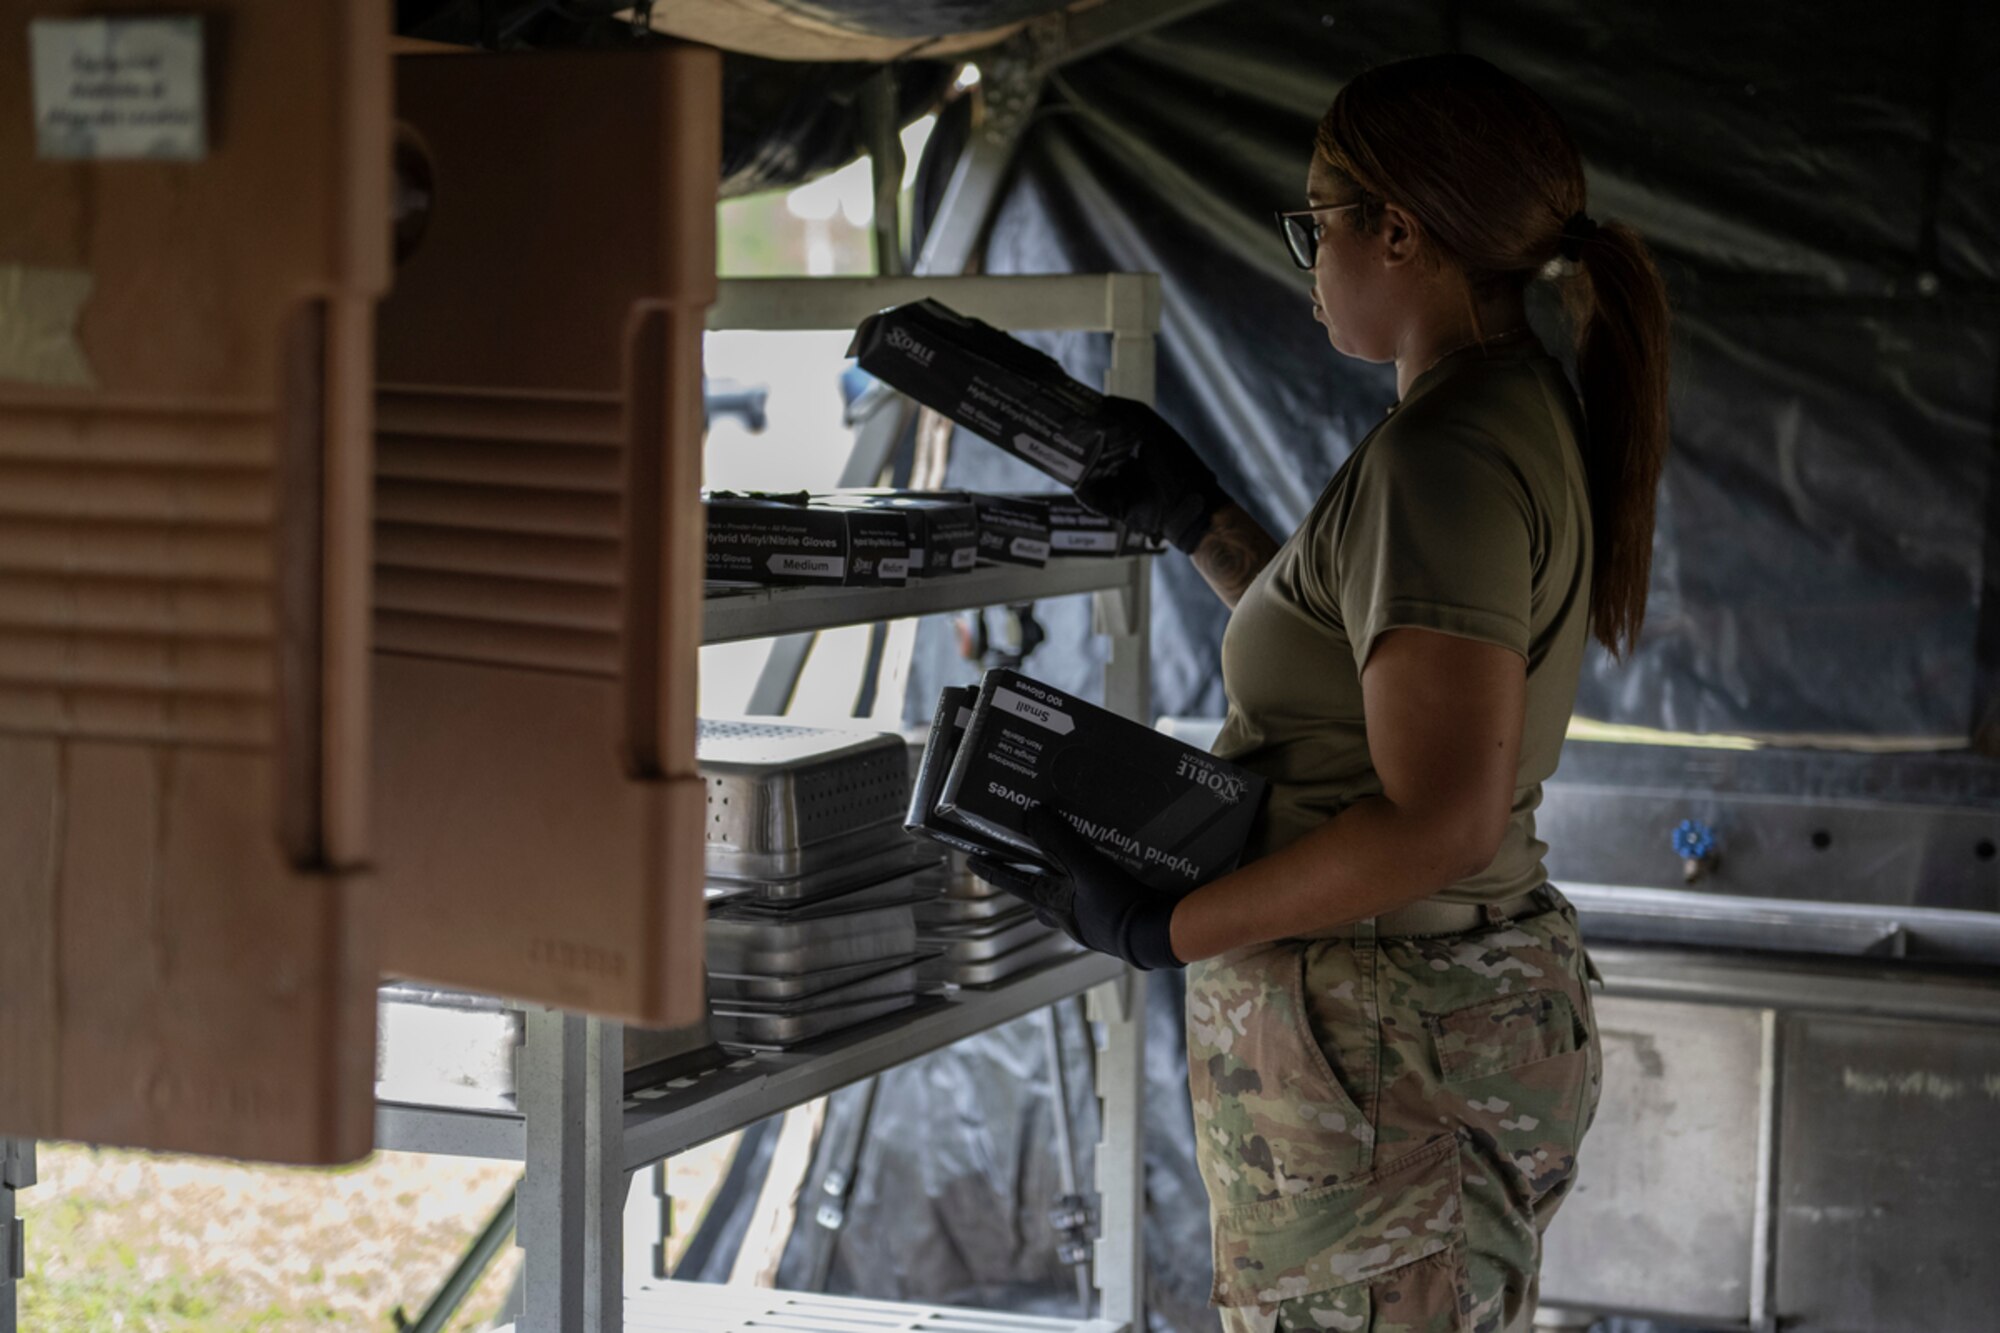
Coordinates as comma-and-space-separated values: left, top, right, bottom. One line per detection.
1273, 202, 1363, 271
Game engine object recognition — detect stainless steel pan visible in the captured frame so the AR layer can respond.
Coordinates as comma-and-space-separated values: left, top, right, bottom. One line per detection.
710, 842, 945, 905
918, 908, 1052, 962
699, 719, 912, 879
706, 950, 935, 1003
915, 890, 1025, 925
710, 993, 926, 1049
705, 902, 918, 975
712, 962, 921, 1014
919, 930, 1080, 987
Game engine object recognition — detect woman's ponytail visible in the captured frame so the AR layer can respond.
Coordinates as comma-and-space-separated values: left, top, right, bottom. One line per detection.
1565, 224, 1672, 659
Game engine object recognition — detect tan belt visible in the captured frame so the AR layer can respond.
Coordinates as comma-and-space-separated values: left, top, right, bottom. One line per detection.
1303, 888, 1546, 941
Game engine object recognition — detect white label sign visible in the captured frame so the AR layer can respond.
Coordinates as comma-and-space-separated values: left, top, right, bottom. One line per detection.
1053, 530, 1118, 553
1012, 434, 1084, 483
767, 553, 843, 579
993, 687, 1075, 735
30, 17, 206, 161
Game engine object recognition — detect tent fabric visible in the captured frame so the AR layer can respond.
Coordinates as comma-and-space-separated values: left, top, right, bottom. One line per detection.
904, 0, 2000, 746
771, 1003, 1096, 1313
642, 0, 1082, 62
765, 974, 1219, 1333
717, 56, 955, 198
392, 4, 955, 199
744, 1, 1075, 41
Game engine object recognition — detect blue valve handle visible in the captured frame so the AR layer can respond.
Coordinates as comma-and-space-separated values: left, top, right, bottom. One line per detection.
1672, 819, 1717, 860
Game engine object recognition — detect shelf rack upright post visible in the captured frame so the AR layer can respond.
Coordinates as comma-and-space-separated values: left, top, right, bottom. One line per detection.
372, 273, 1163, 1333
0, 1140, 29, 1328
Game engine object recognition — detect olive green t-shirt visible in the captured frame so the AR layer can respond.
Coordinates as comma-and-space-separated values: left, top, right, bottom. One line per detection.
1211, 338, 1592, 904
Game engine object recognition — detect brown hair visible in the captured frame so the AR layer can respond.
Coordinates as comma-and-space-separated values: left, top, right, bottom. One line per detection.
1314, 54, 1671, 659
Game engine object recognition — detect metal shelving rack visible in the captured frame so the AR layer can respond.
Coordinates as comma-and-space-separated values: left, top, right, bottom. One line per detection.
0, 1141, 28, 1330
374, 274, 1162, 1333
703, 557, 1149, 646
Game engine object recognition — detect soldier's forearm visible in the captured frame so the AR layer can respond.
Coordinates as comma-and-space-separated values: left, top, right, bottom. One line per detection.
1188, 504, 1281, 609
1169, 796, 1488, 962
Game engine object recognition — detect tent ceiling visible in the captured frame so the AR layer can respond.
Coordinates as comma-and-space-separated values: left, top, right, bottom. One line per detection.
643, 0, 1086, 62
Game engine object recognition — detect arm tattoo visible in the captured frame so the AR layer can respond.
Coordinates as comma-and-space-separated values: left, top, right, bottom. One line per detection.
1190, 504, 1281, 609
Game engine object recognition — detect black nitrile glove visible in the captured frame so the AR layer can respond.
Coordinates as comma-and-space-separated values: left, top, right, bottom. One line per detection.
1076, 397, 1234, 555
968, 807, 1183, 971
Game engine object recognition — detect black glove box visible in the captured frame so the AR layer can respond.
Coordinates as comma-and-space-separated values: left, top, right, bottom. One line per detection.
849, 299, 1141, 488
821, 489, 980, 578
1008, 492, 1124, 557
704, 491, 911, 587
935, 669, 1267, 893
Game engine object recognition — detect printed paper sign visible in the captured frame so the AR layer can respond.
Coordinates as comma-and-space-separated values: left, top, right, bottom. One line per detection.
30, 17, 206, 161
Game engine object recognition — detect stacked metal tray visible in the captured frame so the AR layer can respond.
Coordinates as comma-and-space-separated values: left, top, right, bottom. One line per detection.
914, 852, 1080, 988
700, 720, 954, 1049
898, 729, 1080, 987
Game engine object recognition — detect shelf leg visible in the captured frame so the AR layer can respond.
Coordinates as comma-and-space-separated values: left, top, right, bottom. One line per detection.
1042, 1006, 1095, 1313
1095, 560, 1151, 725
1099, 301, 1156, 727
1087, 974, 1145, 1333
1, 1139, 34, 1333
519, 1011, 628, 1332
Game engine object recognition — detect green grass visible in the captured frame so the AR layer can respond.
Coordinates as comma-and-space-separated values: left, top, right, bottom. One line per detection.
13, 1136, 739, 1331
17, 1145, 526, 1332
22, 1267, 230, 1331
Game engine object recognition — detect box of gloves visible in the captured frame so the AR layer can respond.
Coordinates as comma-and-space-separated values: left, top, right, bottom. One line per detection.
849, 299, 1142, 489
908, 670, 1267, 893
906, 684, 1003, 859
965, 492, 1052, 568
1009, 492, 1124, 557
704, 491, 912, 587
823, 489, 981, 578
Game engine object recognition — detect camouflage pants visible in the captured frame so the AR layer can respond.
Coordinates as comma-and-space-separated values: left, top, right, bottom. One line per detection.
1186, 886, 1601, 1333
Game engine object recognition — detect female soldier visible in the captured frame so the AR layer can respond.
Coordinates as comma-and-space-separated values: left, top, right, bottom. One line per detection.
973, 53, 1671, 1333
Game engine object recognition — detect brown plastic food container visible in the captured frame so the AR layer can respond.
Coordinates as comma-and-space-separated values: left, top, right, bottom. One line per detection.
0, 1, 389, 1163
370, 46, 720, 1026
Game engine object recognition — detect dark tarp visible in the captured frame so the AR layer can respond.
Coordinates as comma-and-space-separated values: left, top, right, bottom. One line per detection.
903, 0, 2000, 748
751, 1, 1074, 41
765, 973, 1218, 1333
715, 57, 955, 198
